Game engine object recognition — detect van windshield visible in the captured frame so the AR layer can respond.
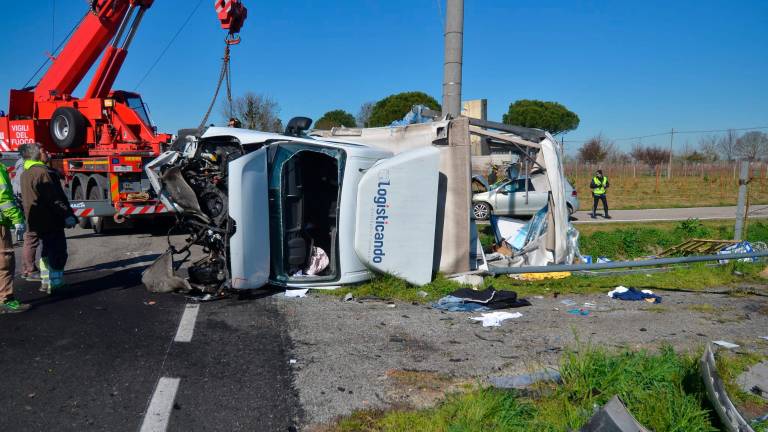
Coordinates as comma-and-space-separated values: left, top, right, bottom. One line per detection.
267, 143, 344, 283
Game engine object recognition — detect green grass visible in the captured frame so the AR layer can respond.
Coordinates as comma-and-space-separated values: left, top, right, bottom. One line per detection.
326, 261, 766, 303
326, 345, 745, 432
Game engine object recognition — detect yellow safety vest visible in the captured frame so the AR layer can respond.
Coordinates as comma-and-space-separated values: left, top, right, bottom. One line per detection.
592, 176, 608, 195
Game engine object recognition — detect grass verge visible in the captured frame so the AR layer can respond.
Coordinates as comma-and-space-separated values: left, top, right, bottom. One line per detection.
326, 261, 766, 303
324, 345, 768, 432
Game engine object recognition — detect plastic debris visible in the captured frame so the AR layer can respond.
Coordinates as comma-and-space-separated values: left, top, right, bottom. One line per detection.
285, 289, 309, 298
568, 309, 590, 316
712, 340, 740, 349
416, 291, 429, 298
343, 292, 354, 302
470, 311, 522, 327
489, 368, 562, 389
289, 359, 297, 365
580, 395, 651, 432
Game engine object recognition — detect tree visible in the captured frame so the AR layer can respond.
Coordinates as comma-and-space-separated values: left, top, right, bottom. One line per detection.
356, 101, 374, 128
368, 91, 441, 127
717, 129, 739, 161
631, 145, 671, 166
735, 131, 768, 161
314, 109, 357, 130
502, 99, 579, 135
577, 135, 613, 164
225, 92, 282, 132
699, 135, 720, 162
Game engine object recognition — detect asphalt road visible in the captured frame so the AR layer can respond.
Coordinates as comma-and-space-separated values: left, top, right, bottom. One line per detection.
572, 204, 768, 223
0, 226, 301, 432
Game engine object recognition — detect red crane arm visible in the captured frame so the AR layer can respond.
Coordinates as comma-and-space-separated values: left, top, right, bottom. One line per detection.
34, 0, 154, 102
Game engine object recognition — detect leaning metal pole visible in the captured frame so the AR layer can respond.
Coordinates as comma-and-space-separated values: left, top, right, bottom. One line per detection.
442, 0, 464, 117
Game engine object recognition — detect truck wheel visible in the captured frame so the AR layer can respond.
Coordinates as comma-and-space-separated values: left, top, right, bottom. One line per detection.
88, 186, 106, 234
73, 184, 91, 229
50, 107, 86, 149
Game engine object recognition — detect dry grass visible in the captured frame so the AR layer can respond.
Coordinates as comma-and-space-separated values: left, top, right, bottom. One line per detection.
567, 166, 768, 210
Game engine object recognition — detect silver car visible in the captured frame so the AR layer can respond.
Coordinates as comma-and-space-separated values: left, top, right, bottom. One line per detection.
472, 175, 579, 220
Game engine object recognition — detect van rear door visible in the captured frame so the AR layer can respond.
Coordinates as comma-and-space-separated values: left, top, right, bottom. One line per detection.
354, 147, 441, 286
228, 147, 271, 289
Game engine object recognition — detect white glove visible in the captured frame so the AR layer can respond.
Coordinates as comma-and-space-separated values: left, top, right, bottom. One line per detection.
14, 223, 25, 238
64, 216, 78, 229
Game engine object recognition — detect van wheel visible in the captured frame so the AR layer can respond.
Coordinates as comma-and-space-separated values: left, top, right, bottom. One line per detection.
50, 107, 86, 149
473, 202, 492, 221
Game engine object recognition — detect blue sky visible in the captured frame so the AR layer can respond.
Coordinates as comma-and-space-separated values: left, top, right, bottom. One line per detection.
0, 0, 766, 153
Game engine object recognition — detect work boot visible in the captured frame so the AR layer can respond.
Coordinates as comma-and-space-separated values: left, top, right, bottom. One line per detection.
0, 298, 30, 314
604, 215, 612, 219
590, 214, 597, 219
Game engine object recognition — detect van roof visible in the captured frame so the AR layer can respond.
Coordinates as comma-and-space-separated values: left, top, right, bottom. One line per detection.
202, 127, 391, 158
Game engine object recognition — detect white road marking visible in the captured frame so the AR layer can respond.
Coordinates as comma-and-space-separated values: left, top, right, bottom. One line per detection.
140, 377, 180, 432
174, 304, 200, 343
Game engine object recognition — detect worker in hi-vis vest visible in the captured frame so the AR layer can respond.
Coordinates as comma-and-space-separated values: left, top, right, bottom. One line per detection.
589, 169, 611, 219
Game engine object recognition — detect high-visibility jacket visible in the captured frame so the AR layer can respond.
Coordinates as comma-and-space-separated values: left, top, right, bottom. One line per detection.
591, 176, 608, 195
0, 163, 24, 227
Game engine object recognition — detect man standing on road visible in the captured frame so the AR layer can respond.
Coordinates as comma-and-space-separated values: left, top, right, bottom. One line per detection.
0, 159, 29, 313
20, 143, 77, 293
12, 144, 41, 281
590, 169, 611, 219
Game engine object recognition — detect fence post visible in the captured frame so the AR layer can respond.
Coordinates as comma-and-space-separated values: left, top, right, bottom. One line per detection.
734, 160, 749, 241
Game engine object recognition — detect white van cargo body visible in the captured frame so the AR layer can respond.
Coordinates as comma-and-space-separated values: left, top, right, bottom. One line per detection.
144, 127, 441, 293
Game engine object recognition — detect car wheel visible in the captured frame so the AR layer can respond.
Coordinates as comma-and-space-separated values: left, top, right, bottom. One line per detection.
473, 202, 492, 221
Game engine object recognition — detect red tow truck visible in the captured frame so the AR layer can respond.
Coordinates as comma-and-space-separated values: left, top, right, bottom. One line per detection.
0, 0, 247, 232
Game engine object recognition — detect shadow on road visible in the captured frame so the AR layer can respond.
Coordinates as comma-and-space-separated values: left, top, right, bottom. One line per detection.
65, 254, 161, 275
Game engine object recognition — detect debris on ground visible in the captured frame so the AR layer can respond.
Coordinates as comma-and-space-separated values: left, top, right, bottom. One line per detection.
659, 239, 741, 257
432, 287, 530, 312
736, 361, 768, 400
700, 343, 755, 432
488, 368, 561, 389
568, 308, 590, 316
712, 340, 740, 349
285, 289, 309, 298
342, 292, 354, 302
511, 271, 571, 281
470, 311, 522, 327
447, 274, 484, 287
607, 286, 662, 304
580, 395, 651, 432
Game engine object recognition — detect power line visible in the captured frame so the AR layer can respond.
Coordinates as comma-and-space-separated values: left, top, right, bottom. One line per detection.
134, 0, 204, 90
563, 126, 768, 143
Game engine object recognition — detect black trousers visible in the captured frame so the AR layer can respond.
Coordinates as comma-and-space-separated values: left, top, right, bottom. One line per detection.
40, 229, 68, 270
592, 194, 609, 217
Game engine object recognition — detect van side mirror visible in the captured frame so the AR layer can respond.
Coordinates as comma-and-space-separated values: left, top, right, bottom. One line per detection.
285, 117, 313, 137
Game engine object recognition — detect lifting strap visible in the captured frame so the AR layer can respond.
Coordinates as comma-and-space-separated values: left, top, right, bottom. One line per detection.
198, 42, 233, 132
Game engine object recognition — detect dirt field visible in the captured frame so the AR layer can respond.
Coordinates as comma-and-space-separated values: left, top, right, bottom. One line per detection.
566, 162, 768, 210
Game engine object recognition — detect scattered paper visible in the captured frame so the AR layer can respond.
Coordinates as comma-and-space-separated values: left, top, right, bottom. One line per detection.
471, 312, 522, 327
285, 289, 309, 298
713, 340, 740, 349
289, 359, 297, 365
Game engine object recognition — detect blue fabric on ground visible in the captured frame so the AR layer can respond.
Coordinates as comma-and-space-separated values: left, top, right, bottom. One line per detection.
613, 287, 662, 304
432, 295, 491, 312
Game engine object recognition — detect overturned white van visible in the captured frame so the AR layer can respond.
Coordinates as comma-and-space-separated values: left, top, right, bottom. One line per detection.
143, 124, 441, 293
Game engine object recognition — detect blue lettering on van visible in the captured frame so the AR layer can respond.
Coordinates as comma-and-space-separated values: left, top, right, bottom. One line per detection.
372, 179, 391, 263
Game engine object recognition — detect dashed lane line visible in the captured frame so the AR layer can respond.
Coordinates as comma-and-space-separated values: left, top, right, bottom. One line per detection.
139, 377, 180, 432
174, 303, 200, 343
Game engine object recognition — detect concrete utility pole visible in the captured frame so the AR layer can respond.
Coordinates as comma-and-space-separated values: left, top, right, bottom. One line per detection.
734, 160, 749, 241
442, 0, 464, 117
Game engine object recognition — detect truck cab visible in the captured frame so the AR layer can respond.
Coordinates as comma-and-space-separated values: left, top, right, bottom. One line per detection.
146, 127, 441, 292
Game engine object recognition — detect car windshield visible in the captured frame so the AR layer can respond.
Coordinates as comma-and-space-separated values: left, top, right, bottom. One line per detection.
126, 97, 152, 127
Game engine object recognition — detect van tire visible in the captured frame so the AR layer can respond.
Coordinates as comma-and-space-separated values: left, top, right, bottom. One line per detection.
473, 202, 492, 221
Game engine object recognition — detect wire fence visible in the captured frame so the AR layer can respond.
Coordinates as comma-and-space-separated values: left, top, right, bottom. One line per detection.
565, 161, 768, 211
